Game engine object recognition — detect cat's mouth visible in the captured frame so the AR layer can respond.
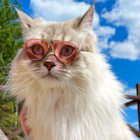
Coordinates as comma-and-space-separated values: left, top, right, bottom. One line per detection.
42, 73, 58, 80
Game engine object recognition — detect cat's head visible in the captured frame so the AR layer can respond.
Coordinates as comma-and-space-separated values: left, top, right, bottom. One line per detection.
9, 4, 97, 100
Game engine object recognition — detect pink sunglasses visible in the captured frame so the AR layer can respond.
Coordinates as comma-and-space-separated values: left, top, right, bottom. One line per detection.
23, 39, 80, 64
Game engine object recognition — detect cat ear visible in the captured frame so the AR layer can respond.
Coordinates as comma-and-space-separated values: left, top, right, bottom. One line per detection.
15, 8, 34, 29
78, 3, 95, 30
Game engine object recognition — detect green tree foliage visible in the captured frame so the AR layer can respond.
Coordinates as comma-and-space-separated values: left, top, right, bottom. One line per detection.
0, 0, 23, 84
0, 0, 23, 136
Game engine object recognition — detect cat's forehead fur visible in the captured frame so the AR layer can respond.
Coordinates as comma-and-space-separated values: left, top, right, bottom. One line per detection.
17, 4, 97, 52
23, 18, 95, 52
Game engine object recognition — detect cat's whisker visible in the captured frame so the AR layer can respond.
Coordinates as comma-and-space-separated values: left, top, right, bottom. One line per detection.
61, 81, 65, 90
58, 69, 71, 73
6, 77, 39, 100
65, 79, 86, 107
24, 77, 37, 96
53, 70, 71, 79
60, 73, 71, 78
8, 68, 27, 75
0, 43, 10, 73
63, 77, 81, 94
9, 71, 29, 77
2, 72, 25, 84
60, 80, 71, 109
7, 69, 42, 92
60, 82, 67, 96
9, 76, 32, 90
67, 79, 84, 91
71, 75, 87, 81
1, 70, 26, 85
10, 77, 37, 102
4, 73, 29, 84
9, 67, 42, 77
5, 77, 29, 81
63, 78, 89, 106
25, 72, 43, 105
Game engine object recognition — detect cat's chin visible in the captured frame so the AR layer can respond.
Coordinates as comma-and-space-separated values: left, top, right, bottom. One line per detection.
39, 74, 63, 89
42, 73, 59, 81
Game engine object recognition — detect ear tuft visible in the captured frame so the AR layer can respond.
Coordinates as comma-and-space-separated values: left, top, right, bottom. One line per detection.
78, 2, 95, 30
15, 8, 34, 29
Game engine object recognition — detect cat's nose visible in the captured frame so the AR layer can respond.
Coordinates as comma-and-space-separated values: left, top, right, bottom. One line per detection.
44, 61, 56, 71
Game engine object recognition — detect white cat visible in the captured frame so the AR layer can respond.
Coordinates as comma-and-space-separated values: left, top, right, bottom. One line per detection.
8, 3, 135, 140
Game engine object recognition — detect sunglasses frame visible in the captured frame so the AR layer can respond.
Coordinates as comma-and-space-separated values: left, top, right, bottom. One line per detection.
23, 39, 80, 64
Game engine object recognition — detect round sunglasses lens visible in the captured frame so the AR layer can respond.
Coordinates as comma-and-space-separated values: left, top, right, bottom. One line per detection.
32, 44, 44, 56
54, 42, 77, 64
60, 45, 73, 56
25, 40, 47, 60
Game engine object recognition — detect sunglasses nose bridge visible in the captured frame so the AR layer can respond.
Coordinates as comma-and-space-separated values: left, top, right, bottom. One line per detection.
46, 43, 54, 53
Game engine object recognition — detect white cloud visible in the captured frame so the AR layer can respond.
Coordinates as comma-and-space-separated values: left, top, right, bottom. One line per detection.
101, 0, 140, 60
30, 0, 88, 22
129, 105, 138, 110
124, 88, 136, 96
123, 87, 136, 104
131, 122, 138, 127
94, 26, 116, 49
95, 26, 115, 37
30, 0, 100, 28
92, 0, 107, 2
109, 41, 139, 60
97, 0, 107, 2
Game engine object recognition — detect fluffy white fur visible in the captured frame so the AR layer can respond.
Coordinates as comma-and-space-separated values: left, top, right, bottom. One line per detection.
7, 4, 135, 140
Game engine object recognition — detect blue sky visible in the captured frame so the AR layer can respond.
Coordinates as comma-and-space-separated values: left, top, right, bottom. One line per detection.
18, 0, 140, 138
